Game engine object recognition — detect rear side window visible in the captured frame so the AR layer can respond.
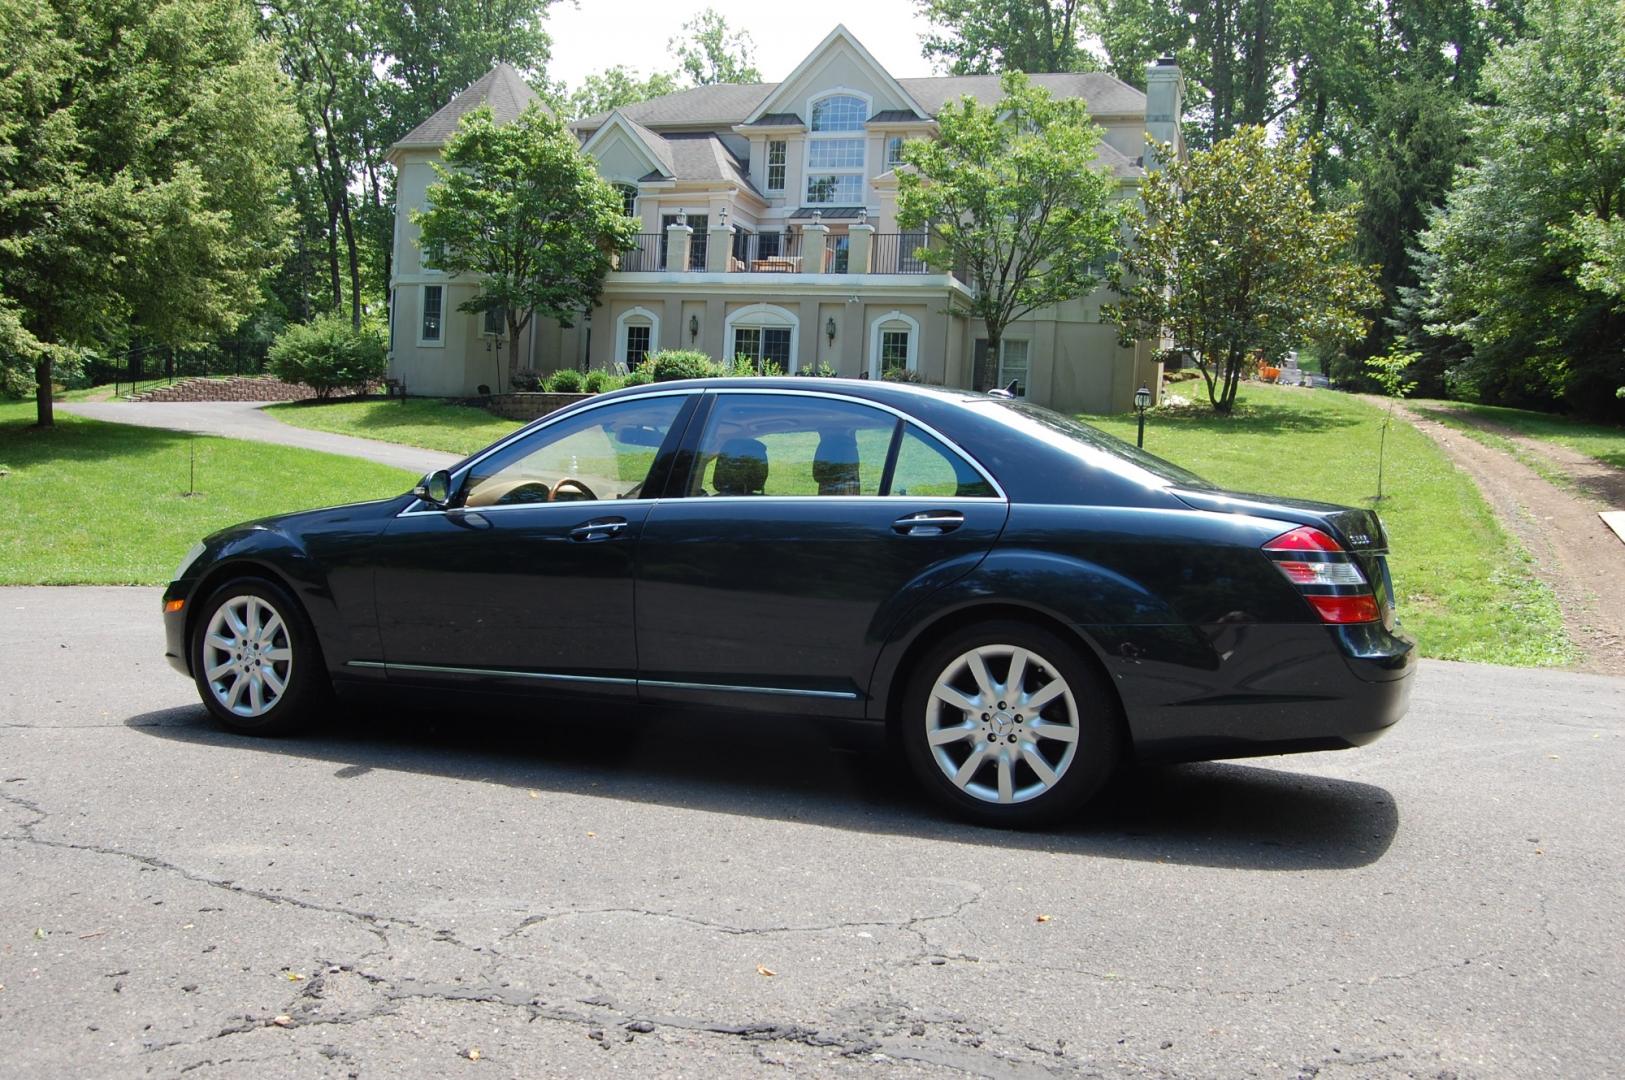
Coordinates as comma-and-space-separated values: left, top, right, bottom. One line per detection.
687, 394, 892, 496
890, 424, 997, 498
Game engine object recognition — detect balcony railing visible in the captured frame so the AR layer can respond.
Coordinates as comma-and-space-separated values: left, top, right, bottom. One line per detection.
730, 232, 805, 273
871, 233, 931, 274
619, 234, 664, 272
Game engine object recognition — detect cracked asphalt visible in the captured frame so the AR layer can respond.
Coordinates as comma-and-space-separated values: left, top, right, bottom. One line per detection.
2, 587, 1623, 1078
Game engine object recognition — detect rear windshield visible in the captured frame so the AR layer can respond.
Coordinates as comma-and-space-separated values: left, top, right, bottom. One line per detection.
977, 398, 1216, 490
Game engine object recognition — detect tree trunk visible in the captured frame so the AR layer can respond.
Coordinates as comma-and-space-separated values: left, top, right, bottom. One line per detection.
34, 358, 54, 427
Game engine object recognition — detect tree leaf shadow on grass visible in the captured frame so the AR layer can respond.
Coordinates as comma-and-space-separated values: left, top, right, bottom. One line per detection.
0, 410, 203, 470
127, 700, 1398, 872
1144, 396, 1367, 438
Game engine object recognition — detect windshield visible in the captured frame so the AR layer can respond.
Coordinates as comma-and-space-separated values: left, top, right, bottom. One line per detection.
977, 398, 1216, 490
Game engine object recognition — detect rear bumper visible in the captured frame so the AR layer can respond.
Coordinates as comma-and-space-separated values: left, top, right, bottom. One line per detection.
1099, 621, 1416, 764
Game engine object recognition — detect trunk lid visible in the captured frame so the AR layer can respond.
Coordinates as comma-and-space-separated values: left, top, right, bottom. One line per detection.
1172, 487, 1396, 629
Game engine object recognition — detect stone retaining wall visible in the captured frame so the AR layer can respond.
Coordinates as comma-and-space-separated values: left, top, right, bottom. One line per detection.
481, 392, 593, 421
135, 375, 318, 402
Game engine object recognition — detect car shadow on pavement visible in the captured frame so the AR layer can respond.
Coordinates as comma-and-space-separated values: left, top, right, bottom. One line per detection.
126, 700, 1398, 871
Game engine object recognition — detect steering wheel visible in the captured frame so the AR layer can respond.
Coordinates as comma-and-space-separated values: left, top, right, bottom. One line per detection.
549, 477, 598, 502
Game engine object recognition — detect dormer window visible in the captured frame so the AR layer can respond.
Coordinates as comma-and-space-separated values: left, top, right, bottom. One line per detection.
806, 93, 867, 205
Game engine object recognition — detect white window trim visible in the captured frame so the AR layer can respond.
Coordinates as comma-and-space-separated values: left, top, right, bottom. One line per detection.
997, 338, 1031, 397
765, 139, 787, 192
417, 284, 446, 348
867, 310, 920, 379
609, 180, 640, 220
804, 89, 871, 206
615, 306, 661, 367
724, 303, 799, 372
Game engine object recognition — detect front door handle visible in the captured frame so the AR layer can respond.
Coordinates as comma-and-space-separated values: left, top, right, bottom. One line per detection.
568, 517, 628, 542
893, 510, 965, 536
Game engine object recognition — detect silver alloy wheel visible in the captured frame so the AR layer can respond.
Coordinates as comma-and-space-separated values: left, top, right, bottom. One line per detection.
925, 644, 1080, 805
202, 595, 293, 718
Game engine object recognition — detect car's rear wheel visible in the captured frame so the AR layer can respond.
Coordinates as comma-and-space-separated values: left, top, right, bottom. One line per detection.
192, 578, 327, 735
900, 621, 1121, 827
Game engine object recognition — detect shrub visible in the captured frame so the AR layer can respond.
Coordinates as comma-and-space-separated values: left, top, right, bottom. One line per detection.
544, 368, 585, 392
881, 366, 926, 383
511, 368, 543, 391
797, 361, 836, 378
1163, 369, 1201, 384
267, 315, 386, 399
583, 369, 624, 393
623, 368, 654, 386
649, 349, 725, 381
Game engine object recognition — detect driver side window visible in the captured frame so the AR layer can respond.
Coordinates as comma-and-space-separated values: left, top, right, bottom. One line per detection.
461, 396, 685, 508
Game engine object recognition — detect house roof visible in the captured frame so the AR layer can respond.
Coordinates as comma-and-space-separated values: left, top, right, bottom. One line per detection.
788, 206, 867, 220
743, 112, 804, 127
648, 133, 758, 193
572, 70, 1146, 134
391, 63, 545, 153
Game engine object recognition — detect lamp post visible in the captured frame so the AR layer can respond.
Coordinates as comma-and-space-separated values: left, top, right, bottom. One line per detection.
1134, 385, 1152, 448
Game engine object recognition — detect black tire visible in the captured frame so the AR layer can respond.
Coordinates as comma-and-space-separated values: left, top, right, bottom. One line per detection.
899, 620, 1122, 827
191, 577, 330, 736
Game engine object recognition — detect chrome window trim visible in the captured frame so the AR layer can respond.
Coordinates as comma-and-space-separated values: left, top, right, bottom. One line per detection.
396, 385, 1008, 516
695, 387, 1007, 502
344, 661, 857, 700
398, 497, 662, 519
397, 388, 696, 517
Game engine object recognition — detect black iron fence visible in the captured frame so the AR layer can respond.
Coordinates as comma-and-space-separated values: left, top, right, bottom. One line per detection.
872, 233, 932, 274
90, 339, 271, 396
619, 234, 665, 272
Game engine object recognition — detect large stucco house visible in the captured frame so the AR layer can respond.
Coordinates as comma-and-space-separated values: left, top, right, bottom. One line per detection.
386, 25, 1183, 413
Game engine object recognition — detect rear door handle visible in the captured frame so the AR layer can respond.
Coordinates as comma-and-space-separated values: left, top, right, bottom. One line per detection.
569, 517, 628, 542
893, 510, 965, 536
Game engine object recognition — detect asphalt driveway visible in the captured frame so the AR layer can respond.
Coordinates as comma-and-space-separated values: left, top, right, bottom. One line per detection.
58, 400, 459, 475
2, 586, 1622, 1077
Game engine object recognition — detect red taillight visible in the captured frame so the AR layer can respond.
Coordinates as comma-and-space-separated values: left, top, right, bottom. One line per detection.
1262, 526, 1379, 625
1305, 594, 1381, 624
1261, 526, 1343, 553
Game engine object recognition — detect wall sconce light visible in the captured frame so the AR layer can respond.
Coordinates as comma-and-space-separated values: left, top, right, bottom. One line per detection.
676, 207, 687, 226
858, 207, 868, 225
688, 314, 700, 343
825, 317, 837, 346
718, 207, 728, 228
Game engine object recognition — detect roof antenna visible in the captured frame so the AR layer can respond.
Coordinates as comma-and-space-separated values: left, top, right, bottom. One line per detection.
987, 380, 1019, 399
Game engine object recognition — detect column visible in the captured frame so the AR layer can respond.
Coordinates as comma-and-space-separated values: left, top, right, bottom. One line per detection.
664, 220, 693, 273
847, 222, 874, 275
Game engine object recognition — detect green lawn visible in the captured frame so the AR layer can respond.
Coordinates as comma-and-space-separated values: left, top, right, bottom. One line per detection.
1407, 399, 1625, 470
1084, 384, 1572, 667
266, 397, 521, 457
0, 400, 415, 584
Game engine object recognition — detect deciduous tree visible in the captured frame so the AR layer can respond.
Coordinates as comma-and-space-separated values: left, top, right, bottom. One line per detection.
1107, 127, 1379, 413
0, 0, 298, 426
414, 106, 639, 386
896, 73, 1122, 390
566, 66, 683, 120
917, 0, 1095, 74
1417, 0, 1625, 419
670, 8, 761, 86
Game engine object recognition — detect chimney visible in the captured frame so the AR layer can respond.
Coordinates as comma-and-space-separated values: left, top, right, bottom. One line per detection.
1143, 56, 1183, 171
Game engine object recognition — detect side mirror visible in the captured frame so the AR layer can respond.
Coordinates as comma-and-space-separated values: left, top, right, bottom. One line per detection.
414, 469, 454, 507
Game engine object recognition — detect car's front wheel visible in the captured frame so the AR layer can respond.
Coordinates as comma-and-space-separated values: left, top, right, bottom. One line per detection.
192, 578, 327, 735
900, 621, 1122, 827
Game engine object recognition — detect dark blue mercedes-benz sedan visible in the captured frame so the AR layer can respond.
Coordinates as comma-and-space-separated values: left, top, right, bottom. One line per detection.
162, 378, 1413, 826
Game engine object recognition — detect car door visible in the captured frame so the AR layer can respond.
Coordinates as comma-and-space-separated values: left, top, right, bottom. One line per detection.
634, 390, 1009, 714
371, 392, 694, 697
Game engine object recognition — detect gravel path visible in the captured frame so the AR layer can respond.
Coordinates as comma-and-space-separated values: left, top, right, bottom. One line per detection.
1391, 400, 1625, 675
58, 399, 460, 475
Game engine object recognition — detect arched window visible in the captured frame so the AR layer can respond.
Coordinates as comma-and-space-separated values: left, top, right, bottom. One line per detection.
724, 303, 799, 373
612, 183, 637, 218
868, 310, 920, 380
615, 306, 660, 370
805, 92, 869, 205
